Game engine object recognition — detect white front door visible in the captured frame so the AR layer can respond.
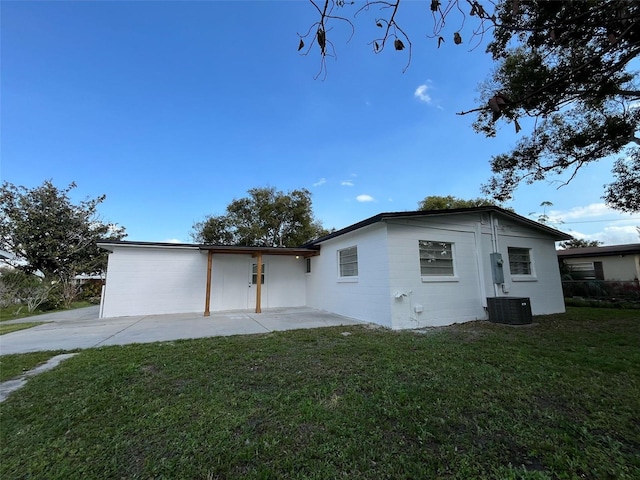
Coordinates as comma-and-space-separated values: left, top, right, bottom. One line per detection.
247, 260, 268, 309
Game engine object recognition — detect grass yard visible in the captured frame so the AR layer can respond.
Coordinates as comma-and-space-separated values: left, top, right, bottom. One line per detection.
1, 307, 639, 479
0, 350, 66, 382
0, 322, 47, 336
0, 301, 93, 322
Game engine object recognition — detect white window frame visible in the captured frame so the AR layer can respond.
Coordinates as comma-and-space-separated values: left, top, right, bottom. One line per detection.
419, 240, 459, 283
251, 263, 265, 285
338, 246, 358, 282
305, 257, 312, 274
508, 247, 537, 281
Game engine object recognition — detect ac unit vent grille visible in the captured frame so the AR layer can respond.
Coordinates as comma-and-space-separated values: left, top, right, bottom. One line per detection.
487, 297, 532, 325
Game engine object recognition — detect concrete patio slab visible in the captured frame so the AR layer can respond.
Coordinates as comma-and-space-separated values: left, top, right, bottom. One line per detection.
0, 307, 364, 355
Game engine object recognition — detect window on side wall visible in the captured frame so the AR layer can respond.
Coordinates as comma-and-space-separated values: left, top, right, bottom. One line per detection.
508, 247, 532, 276
305, 258, 311, 274
419, 240, 454, 276
567, 261, 604, 280
338, 246, 358, 278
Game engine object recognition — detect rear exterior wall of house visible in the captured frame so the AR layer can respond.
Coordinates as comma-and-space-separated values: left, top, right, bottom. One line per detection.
101, 248, 308, 318
101, 246, 207, 318
305, 223, 393, 327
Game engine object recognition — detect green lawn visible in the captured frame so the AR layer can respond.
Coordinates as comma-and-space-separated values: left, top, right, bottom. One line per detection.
0, 350, 66, 382
1, 307, 639, 479
0, 301, 92, 322
0, 322, 47, 336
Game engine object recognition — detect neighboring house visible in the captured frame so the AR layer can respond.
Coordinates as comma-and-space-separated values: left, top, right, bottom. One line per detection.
98, 207, 571, 329
557, 243, 640, 282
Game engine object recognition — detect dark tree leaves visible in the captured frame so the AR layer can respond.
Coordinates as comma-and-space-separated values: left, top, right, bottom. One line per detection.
604, 148, 640, 213
0, 180, 126, 280
477, 1, 640, 211
559, 238, 603, 249
298, 1, 640, 213
191, 187, 328, 247
418, 195, 498, 210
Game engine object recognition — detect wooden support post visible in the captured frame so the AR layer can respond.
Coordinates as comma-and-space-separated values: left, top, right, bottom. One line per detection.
204, 251, 213, 316
255, 252, 262, 314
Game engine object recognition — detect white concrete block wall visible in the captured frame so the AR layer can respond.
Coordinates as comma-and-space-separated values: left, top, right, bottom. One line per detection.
264, 255, 307, 308
101, 246, 207, 318
102, 249, 309, 317
386, 219, 487, 328
305, 224, 393, 327
208, 254, 252, 311
210, 254, 305, 311
494, 218, 566, 316
100, 211, 568, 324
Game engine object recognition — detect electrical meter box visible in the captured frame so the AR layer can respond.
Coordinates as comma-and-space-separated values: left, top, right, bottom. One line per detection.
490, 252, 505, 284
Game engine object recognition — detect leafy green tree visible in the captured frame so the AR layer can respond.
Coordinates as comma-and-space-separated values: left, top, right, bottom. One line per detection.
476, 1, 640, 212
300, 1, 640, 212
418, 195, 497, 210
192, 187, 328, 247
559, 238, 603, 249
0, 180, 126, 282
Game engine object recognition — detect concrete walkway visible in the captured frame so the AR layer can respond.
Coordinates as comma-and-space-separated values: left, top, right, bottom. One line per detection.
0, 353, 78, 403
0, 306, 364, 355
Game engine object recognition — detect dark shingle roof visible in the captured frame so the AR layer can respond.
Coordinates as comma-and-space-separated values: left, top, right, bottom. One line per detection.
557, 243, 640, 258
303, 206, 572, 246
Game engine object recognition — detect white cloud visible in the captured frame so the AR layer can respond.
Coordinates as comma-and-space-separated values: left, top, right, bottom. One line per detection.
356, 194, 374, 202
548, 202, 639, 244
341, 180, 354, 187
313, 178, 327, 187
567, 225, 639, 245
164, 238, 184, 244
414, 84, 431, 104
550, 203, 617, 221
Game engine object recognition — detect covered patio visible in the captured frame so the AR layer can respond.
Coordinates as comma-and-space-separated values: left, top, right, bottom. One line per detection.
199, 245, 320, 316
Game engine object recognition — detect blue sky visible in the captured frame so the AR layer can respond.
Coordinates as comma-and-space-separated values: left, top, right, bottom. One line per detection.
2, 0, 639, 245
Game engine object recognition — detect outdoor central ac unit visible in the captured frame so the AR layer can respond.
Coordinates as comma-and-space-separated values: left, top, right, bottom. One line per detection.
487, 297, 532, 325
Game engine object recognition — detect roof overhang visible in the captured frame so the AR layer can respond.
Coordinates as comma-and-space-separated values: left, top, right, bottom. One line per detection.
97, 241, 199, 253
97, 240, 320, 257
198, 245, 320, 257
304, 207, 572, 246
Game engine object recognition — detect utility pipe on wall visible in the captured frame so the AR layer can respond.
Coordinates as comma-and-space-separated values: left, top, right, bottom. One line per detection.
489, 212, 500, 297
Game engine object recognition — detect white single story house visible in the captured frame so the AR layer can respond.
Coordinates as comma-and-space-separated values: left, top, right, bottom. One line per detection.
98, 207, 572, 329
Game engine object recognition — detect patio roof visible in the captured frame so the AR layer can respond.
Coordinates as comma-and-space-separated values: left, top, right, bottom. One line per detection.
98, 240, 320, 257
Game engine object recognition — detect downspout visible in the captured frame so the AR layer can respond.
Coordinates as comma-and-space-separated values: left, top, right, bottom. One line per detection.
489, 212, 500, 297
204, 250, 213, 317
255, 252, 263, 314
474, 222, 487, 306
